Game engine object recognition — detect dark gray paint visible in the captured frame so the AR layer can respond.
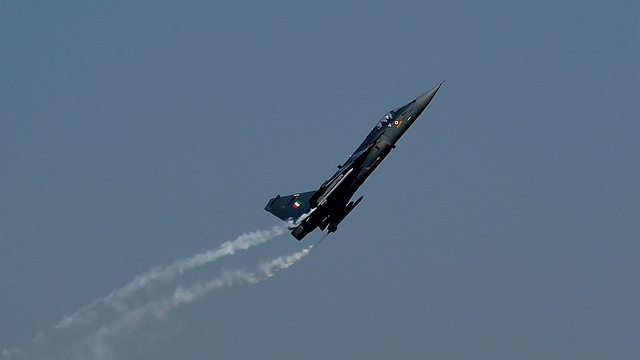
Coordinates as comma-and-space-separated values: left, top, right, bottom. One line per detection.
266, 84, 442, 240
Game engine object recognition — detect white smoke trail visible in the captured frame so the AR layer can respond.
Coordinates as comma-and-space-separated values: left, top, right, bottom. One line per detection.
2, 225, 324, 360
173, 235, 325, 304
53, 223, 290, 331
84, 239, 322, 342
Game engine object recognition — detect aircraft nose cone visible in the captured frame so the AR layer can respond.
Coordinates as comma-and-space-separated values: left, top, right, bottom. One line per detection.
414, 82, 443, 110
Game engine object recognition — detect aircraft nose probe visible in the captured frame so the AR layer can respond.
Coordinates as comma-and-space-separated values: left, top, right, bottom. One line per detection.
413, 82, 443, 115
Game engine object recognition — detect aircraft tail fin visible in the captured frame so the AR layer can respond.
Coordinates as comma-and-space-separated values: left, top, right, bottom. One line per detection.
265, 190, 316, 222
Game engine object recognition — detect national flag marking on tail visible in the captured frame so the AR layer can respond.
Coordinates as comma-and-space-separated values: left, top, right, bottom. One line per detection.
292, 200, 301, 209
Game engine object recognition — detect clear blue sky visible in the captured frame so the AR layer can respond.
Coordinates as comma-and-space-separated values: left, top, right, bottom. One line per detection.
2, 1, 639, 359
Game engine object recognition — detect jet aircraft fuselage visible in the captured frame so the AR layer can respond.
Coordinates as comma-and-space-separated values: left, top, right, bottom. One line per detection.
265, 83, 442, 240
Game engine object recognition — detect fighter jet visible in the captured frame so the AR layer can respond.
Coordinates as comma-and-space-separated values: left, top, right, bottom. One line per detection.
265, 83, 443, 240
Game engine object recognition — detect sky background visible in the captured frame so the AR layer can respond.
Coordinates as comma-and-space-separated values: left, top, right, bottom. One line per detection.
2, 1, 639, 359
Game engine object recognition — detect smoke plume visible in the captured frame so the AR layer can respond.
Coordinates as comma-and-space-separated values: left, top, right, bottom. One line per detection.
2, 223, 323, 360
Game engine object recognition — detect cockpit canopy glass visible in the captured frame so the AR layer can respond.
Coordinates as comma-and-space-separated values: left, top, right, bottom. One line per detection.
375, 112, 392, 129
354, 100, 416, 155
375, 101, 413, 129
